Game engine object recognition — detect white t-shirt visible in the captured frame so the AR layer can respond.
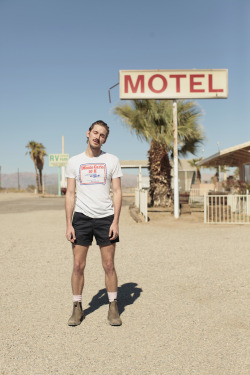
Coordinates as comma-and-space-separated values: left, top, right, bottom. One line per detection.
65, 151, 123, 218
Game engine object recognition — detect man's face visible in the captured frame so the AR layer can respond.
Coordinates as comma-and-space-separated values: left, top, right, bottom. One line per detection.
86, 125, 108, 149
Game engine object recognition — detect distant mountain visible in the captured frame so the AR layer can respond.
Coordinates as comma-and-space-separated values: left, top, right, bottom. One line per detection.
1, 172, 138, 189
1, 172, 57, 189
121, 174, 137, 187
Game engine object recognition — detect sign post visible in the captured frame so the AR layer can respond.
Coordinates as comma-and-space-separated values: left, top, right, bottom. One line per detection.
49, 153, 69, 196
61, 136, 66, 191
119, 69, 228, 219
58, 167, 61, 196
173, 100, 179, 218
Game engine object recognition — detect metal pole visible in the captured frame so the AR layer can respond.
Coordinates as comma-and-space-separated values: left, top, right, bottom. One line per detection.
58, 167, 61, 196
217, 142, 220, 182
173, 100, 179, 219
43, 174, 45, 195
61, 135, 66, 189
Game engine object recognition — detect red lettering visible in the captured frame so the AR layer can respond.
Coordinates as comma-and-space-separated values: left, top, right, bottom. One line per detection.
169, 75, 186, 92
124, 75, 144, 93
208, 74, 223, 92
190, 75, 205, 92
148, 74, 168, 93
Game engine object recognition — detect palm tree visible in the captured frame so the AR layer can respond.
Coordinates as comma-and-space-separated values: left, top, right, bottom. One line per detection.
26, 141, 47, 193
114, 99, 204, 206
188, 157, 203, 184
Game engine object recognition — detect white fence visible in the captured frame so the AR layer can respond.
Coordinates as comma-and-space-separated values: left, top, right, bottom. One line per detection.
204, 194, 250, 224
135, 188, 148, 222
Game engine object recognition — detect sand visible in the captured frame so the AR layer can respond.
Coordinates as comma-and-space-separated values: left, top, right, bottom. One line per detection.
0, 193, 249, 375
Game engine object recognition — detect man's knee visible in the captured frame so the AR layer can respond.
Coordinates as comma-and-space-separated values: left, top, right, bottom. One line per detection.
102, 259, 115, 274
73, 260, 86, 274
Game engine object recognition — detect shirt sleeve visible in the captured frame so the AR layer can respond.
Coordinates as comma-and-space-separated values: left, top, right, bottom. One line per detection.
65, 157, 76, 179
112, 156, 123, 178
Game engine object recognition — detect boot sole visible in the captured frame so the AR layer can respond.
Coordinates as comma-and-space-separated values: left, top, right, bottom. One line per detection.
68, 315, 85, 326
107, 318, 122, 326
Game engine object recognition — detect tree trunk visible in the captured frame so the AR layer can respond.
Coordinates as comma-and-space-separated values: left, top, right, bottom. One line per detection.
196, 169, 201, 184
33, 164, 40, 193
37, 158, 44, 194
148, 140, 172, 207
38, 169, 43, 193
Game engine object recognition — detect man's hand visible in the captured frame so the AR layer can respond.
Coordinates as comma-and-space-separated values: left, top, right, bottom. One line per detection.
66, 225, 76, 243
109, 221, 119, 241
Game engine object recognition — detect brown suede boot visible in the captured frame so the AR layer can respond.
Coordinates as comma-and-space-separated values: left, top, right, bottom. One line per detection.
107, 300, 122, 326
68, 302, 85, 326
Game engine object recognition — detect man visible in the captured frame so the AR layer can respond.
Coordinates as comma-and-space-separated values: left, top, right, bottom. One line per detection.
65, 120, 123, 326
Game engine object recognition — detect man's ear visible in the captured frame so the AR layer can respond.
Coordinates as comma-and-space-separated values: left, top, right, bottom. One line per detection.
86, 130, 90, 140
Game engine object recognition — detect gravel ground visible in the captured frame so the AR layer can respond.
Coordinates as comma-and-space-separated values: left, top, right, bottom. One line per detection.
0, 193, 249, 375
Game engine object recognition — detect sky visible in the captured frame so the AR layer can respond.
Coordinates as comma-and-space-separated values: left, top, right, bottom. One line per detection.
0, 0, 249, 175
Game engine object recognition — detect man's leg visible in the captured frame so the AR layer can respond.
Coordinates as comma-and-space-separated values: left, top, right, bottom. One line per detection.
68, 244, 89, 326
100, 244, 122, 326
100, 244, 117, 292
71, 244, 89, 295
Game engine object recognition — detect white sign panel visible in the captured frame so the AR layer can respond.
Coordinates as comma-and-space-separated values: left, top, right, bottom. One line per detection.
120, 69, 228, 99
49, 154, 69, 167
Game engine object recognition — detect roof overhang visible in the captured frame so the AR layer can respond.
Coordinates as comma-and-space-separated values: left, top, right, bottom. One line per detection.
197, 141, 250, 167
120, 160, 148, 168
120, 159, 196, 171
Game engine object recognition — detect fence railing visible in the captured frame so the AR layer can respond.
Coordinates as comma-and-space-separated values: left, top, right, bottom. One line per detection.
204, 193, 250, 224
135, 188, 148, 222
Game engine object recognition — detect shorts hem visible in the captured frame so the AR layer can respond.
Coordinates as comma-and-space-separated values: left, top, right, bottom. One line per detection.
73, 241, 92, 246
97, 240, 119, 247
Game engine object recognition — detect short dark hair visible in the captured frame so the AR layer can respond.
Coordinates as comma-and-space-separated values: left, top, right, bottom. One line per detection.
89, 120, 110, 138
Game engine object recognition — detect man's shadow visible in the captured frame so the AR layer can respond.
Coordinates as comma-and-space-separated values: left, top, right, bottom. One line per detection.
84, 282, 142, 317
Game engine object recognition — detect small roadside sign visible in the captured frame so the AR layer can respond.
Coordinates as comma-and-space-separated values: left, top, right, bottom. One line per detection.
49, 154, 69, 167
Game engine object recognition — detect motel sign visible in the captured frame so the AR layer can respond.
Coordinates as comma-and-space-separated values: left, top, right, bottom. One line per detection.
120, 69, 228, 99
118, 68, 228, 220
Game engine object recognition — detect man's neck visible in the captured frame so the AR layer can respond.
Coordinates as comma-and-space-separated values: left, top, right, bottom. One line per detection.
85, 145, 102, 158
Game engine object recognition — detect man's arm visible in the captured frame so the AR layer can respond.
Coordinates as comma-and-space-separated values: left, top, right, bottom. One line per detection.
65, 178, 76, 243
109, 177, 122, 240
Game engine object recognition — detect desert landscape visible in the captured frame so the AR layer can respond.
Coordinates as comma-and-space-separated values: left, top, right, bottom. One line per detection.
0, 192, 249, 375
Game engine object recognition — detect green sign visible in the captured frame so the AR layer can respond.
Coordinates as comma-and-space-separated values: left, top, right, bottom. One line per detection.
49, 154, 69, 167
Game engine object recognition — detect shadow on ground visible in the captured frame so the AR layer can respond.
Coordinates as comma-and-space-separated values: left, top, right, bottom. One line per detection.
84, 282, 143, 317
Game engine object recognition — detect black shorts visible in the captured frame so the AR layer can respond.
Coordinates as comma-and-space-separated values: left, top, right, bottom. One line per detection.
72, 212, 119, 247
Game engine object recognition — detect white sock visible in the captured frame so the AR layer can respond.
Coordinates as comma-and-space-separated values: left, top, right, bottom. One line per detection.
108, 291, 117, 302
73, 295, 82, 302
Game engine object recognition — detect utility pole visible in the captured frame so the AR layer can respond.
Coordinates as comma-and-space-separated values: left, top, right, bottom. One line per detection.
43, 173, 46, 194
61, 135, 66, 190
18, 168, 20, 190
